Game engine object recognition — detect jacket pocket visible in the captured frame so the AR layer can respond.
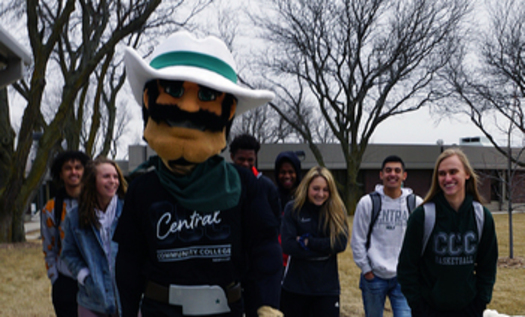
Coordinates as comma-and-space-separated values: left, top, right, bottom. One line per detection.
83, 275, 104, 306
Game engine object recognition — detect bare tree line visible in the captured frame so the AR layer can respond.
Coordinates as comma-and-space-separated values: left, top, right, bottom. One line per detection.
0, 0, 214, 242
0, 0, 523, 243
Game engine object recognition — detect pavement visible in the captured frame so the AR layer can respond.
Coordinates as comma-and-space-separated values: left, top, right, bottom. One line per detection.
24, 213, 41, 240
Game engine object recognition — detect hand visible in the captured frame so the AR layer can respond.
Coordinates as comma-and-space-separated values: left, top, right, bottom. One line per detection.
257, 306, 283, 317
364, 271, 375, 280
297, 233, 311, 250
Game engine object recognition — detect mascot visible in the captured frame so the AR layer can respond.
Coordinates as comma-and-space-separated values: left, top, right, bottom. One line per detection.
113, 31, 283, 317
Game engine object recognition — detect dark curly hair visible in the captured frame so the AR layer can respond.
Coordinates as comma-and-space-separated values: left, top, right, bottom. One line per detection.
50, 151, 90, 184
229, 133, 260, 156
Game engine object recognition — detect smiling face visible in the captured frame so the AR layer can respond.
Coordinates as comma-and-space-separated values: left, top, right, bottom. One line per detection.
307, 176, 330, 206
95, 163, 120, 208
60, 159, 84, 193
380, 162, 407, 193
278, 161, 297, 191
437, 154, 470, 204
143, 80, 237, 169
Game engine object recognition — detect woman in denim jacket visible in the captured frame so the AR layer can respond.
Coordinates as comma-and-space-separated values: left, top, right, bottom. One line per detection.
62, 156, 127, 317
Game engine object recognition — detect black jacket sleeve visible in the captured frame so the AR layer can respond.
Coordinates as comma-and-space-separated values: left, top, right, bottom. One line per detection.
237, 167, 283, 314
308, 228, 348, 255
475, 207, 498, 303
397, 206, 425, 308
113, 178, 148, 317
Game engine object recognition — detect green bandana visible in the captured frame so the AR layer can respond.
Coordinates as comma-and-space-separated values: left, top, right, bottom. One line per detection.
138, 155, 241, 212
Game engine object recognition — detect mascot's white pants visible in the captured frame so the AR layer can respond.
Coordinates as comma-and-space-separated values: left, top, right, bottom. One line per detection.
484, 310, 525, 317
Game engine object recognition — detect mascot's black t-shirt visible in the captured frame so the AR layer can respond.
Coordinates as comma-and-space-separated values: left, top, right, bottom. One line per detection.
114, 164, 281, 316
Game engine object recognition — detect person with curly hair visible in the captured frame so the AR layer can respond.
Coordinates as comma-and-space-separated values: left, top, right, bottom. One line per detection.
41, 150, 90, 317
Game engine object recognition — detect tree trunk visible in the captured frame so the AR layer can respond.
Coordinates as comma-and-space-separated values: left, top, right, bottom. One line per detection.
0, 88, 15, 190
0, 172, 25, 242
343, 160, 361, 215
0, 212, 14, 242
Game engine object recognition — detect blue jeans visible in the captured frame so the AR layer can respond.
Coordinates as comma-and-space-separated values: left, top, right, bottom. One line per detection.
359, 274, 411, 317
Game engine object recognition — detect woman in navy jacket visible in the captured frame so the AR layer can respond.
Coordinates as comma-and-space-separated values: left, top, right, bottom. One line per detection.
280, 166, 349, 317
62, 156, 127, 316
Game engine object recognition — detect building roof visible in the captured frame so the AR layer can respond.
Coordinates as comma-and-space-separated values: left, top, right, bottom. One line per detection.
254, 143, 520, 171
128, 142, 522, 174
0, 25, 32, 89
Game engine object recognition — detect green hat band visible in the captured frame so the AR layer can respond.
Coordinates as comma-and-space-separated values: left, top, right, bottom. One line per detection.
150, 51, 238, 83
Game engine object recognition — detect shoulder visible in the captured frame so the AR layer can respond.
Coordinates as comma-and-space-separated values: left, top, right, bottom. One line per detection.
258, 174, 277, 187
43, 198, 56, 212
65, 206, 80, 226
231, 164, 254, 182
415, 195, 424, 206
356, 193, 373, 210
480, 204, 495, 222
411, 204, 426, 216
231, 164, 259, 195
258, 175, 278, 194
408, 204, 426, 224
127, 170, 160, 192
117, 198, 125, 209
283, 200, 295, 214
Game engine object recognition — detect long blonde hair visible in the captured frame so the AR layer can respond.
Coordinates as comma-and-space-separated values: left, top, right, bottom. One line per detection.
422, 148, 484, 205
293, 166, 348, 248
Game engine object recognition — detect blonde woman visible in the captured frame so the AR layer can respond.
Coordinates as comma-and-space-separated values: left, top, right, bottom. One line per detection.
61, 157, 128, 317
280, 166, 349, 317
397, 148, 498, 317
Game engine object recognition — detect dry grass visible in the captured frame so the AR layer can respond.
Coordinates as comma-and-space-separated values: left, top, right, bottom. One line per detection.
1, 213, 524, 316
0, 241, 54, 316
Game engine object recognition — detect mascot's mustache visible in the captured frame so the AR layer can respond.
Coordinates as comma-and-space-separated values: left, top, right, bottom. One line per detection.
147, 102, 230, 132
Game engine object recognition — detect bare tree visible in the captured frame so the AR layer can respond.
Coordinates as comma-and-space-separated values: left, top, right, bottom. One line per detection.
500, 128, 525, 259
445, 0, 525, 163
230, 104, 297, 144
0, 0, 213, 243
444, 0, 525, 257
203, 2, 297, 145
250, 0, 470, 212
478, 122, 525, 259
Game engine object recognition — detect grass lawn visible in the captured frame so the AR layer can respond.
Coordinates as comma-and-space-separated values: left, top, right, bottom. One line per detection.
1, 213, 524, 316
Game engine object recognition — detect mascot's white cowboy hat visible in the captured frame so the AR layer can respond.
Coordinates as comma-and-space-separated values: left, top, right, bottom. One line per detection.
124, 31, 274, 115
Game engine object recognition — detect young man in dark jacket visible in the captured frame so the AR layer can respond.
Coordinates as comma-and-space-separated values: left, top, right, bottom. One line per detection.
230, 133, 281, 223
229, 134, 282, 316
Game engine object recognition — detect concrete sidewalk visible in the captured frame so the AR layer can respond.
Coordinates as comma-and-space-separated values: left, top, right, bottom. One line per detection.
24, 213, 41, 240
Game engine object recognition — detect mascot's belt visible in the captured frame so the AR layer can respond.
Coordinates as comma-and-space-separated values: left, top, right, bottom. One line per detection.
144, 280, 241, 315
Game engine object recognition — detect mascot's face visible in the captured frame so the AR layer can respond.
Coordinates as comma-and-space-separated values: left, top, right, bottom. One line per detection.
143, 80, 237, 170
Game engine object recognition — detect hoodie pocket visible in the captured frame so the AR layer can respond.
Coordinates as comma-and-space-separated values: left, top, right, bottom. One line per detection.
430, 274, 476, 310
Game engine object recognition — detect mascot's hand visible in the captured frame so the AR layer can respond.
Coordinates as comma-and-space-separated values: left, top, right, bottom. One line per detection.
257, 306, 284, 317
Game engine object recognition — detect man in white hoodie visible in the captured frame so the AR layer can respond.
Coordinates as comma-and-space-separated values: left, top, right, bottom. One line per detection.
351, 155, 423, 317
